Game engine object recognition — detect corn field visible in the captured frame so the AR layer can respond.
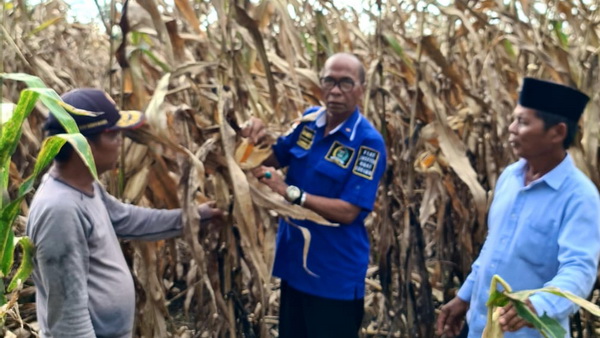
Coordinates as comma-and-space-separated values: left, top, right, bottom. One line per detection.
2, 0, 600, 337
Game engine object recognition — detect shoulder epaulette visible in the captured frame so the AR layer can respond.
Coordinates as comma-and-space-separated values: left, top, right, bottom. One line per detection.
295, 107, 326, 124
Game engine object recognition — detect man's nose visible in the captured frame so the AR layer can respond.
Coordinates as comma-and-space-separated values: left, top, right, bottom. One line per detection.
329, 83, 343, 95
508, 119, 517, 133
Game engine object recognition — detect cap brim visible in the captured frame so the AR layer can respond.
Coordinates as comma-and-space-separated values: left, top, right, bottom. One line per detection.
108, 110, 145, 131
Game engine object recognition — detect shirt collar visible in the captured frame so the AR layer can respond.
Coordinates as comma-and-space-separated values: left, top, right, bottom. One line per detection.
314, 107, 362, 141
517, 153, 573, 190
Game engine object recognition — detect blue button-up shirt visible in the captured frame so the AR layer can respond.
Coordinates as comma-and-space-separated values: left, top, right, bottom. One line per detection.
458, 154, 600, 337
271, 106, 387, 300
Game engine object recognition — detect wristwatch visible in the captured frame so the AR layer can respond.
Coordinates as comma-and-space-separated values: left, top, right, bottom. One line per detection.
285, 185, 303, 205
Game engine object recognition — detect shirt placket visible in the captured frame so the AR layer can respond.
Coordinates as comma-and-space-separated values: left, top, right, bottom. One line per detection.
490, 186, 526, 275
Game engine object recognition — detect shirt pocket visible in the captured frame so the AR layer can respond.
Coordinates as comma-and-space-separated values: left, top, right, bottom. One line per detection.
308, 160, 349, 197
515, 216, 558, 267
287, 146, 310, 184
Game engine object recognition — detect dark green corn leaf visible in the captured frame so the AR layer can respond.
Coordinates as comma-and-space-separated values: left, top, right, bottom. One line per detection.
486, 290, 508, 307
0, 279, 6, 307
0, 201, 17, 277
513, 301, 565, 338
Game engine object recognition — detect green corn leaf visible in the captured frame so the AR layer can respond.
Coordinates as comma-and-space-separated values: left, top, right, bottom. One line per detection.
485, 275, 600, 338
513, 301, 565, 338
0, 133, 96, 278
0, 279, 6, 307
0, 202, 17, 277
550, 20, 568, 49
16, 134, 97, 200
384, 34, 404, 57
0, 90, 39, 173
502, 39, 516, 58
56, 133, 98, 180
0, 103, 15, 126
0, 73, 95, 136
1, 157, 10, 207
486, 290, 509, 307
141, 49, 171, 72
0, 73, 47, 88
536, 287, 600, 316
7, 237, 34, 292
383, 34, 415, 71
25, 87, 81, 134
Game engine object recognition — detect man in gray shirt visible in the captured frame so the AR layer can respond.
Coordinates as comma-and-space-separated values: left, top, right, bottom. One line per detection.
26, 89, 221, 338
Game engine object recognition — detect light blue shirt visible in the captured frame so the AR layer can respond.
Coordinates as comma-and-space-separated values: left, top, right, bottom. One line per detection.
458, 154, 600, 337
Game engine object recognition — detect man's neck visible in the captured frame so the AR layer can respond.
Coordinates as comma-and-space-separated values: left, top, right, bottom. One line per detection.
324, 109, 355, 135
50, 158, 96, 195
524, 149, 566, 185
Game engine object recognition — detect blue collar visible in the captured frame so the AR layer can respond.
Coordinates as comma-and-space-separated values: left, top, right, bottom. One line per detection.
315, 107, 362, 141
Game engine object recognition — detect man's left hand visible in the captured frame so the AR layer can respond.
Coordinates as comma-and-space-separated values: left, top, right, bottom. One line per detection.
251, 166, 287, 197
199, 201, 224, 221
498, 299, 536, 332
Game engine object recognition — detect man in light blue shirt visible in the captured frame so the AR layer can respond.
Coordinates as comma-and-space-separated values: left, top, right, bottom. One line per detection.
436, 78, 600, 337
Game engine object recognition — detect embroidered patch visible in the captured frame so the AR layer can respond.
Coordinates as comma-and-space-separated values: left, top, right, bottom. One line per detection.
325, 141, 355, 168
297, 126, 315, 150
352, 146, 380, 180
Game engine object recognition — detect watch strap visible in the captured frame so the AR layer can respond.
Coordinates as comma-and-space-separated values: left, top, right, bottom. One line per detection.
291, 190, 304, 205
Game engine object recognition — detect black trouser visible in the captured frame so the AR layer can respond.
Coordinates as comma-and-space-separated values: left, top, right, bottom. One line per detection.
278, 281, 364, 338
457, 322, 469, 338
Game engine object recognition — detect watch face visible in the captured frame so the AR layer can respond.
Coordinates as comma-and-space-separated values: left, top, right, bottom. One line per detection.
286, 186, 301, 201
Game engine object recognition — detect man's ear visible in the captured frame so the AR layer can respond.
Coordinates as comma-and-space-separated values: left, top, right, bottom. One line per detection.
550, 122, 567, 145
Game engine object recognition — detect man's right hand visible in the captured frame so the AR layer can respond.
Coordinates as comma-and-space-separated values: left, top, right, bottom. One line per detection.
436, 296, 469, 337
240, 117, 267, 145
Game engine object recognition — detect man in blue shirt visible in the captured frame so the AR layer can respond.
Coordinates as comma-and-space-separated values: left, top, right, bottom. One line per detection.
243, 53, 387, 337
436, 78, 600, 337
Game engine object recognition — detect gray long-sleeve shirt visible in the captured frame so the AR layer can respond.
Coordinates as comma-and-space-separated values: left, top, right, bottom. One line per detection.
26, 175, 183, 338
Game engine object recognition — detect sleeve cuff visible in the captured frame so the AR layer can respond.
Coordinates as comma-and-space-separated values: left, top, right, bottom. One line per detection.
529, 294, 552, 317
529, 292, 576, 319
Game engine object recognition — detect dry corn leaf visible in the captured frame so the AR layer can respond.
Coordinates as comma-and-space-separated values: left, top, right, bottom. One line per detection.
234, 138, 273, 169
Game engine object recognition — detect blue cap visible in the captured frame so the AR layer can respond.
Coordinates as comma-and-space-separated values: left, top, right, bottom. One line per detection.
44, 88, 145, 136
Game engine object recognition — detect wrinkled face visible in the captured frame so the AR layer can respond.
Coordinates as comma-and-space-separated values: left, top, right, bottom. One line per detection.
508, 105, 559, 159
320, 56, 364, 117
90, 130, 122, 174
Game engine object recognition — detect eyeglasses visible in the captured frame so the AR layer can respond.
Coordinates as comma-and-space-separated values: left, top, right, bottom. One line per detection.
319, 77, 356, 93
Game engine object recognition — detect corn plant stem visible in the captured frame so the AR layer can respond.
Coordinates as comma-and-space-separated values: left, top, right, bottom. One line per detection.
224, 225, 236, 338
93, 0, 111, 35
224, 4, 237, 337
108, 0, 115, 93
405, 4, 426, 201
0, 25, 30, 69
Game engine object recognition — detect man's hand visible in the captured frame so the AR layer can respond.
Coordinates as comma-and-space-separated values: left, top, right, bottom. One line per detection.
436, 296, 469, 337
198, 201, 224, 221
498, 299, 535, 332
240, 117, 267, 145
251, 166, 287, 197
